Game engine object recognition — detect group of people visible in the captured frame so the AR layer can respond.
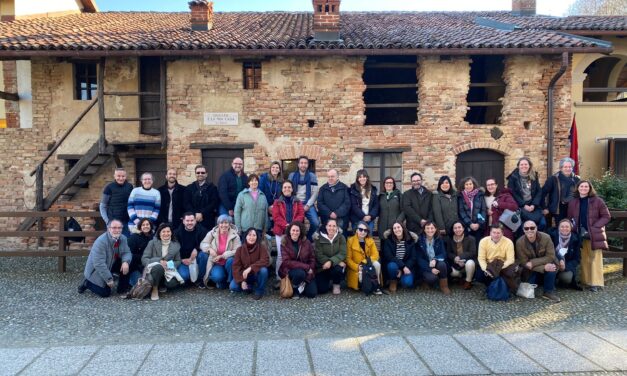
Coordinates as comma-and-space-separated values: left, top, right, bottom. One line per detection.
79, 155, 611, 302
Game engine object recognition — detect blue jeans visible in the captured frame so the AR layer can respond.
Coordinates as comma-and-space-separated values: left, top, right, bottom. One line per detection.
178, 252, 209, 284
527, 270, 557, 293
129, 270, 141, 286
304, 206, 320, 240
230, 267, 269, 296
85, 280, 111, 298
386, 262, 414, 288
210, 257, 234, 289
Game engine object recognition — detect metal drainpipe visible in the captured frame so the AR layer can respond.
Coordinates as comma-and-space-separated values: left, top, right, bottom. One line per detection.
547, 52, 570, 177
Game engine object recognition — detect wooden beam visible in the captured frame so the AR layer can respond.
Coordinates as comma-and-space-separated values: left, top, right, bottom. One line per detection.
98, 57, 106, 153
0, 91, 19, 101
467, 101, 502, 106
583, 87, 627, 93
0, 231, 104, 237
104, 91, 160, 96
469, 83, 506, 88
190, 143, 256, 150
104, 116, 160, 122
366, 84, 418, 89
364, 63, 417, 69
355, 147, 412, 152
0, 250, 90, 257
160, 57, 167, 149
365, 103, 418, 108
0, 211, 105, 218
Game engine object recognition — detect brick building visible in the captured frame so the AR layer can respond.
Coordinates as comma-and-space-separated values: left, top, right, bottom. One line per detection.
0, 0, 623, 235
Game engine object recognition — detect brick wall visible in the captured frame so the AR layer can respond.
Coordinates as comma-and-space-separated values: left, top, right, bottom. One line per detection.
3, 60, 19, 128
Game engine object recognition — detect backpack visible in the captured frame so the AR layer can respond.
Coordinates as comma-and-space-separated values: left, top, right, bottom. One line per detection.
65, 217, 85, 243
486, 277, 510, 301
128, 277, 153, 300
360, 256, 380, 296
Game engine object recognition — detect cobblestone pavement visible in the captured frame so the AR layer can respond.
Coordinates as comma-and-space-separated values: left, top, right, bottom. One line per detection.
0, 257, 626, 375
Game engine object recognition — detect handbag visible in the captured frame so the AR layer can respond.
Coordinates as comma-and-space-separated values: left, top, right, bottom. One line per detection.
486, 277, 510, 301
516, 282, 537, 299
189, 260, 199, 283
499, 209, 522, 232
127, 269, 153, 300
279, 276, 293, 299
360, 255, 380, 296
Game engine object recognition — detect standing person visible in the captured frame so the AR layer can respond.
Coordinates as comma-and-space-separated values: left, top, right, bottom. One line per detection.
549, 219, 582, 290
141, 223, 182, 301
484, 178, 518, 241
78, 219, 132, 297
126, 218, 154, 289
99, 168, 133, 236
218, 157, 248, 217
314, 218, 347, 295
259, 161, 283, 225
199, 214, 241, 289
272, 180, 305, 279
127, 173, 161, 233
184, 164, 219, 231
346, 221, 383, 294
542, 157, 580, 226
157, 168, 185, 229
432, 176, 458, 237
174, 213, 209, 286
458, 176, 487, 246
230, 228, 270, 300
288, 156, 320, 240
234, 174, 269, 234
317, 169, 351, 234
516, 220, 561, 302
415, 222, 450, 294
567, 180, 611, 292
377, 176, 405, 235
507, 157, 545, 230
402, 172, 433, 235
279, 222, 318, 299
476, 225, 519, 294
445, 222, 477, 290
349, 169, 379, 233
382, 222, 417, 292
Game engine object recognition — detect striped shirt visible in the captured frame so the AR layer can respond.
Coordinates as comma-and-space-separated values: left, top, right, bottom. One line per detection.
395, 242, 406, 260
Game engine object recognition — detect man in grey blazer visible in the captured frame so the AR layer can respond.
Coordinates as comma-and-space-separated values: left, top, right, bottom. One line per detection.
78, 219, 132, 297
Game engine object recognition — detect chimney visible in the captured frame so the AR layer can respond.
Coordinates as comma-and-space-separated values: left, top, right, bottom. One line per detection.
512, 0, 536, 16
312, 0, 341, 41
189, 0, 214, 31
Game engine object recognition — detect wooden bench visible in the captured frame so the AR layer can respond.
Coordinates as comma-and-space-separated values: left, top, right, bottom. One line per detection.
605, 210, 627, 277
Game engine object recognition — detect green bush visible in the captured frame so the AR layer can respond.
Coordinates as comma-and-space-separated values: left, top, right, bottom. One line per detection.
590, 171, 627, 210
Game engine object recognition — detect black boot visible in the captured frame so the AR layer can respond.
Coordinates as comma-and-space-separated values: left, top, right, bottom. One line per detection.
77, 279, 88, 294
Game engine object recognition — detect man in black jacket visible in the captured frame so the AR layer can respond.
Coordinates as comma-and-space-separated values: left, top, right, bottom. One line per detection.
317, 169, 351, 233
157, 168, 185, 229
184, 165, 219, 230
402, 172, 433, 235
218, 157, 248, 217
99, 168, 133, 236
175, 213, 209, 286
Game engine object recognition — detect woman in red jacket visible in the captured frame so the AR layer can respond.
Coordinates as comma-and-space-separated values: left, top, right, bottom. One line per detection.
484, 178, 519, 241
272, 180, 305, 280
567, 180, 611, 292
279, 222, 317, 299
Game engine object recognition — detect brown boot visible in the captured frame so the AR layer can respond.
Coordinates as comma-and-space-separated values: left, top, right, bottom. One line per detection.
388, 280, 398, 294
439, 278, 451, 295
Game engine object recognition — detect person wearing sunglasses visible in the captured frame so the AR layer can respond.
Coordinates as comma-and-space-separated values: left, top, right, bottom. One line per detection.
184, 164, 219, 231
346, 221, 383, 294
515, 220, 560, 302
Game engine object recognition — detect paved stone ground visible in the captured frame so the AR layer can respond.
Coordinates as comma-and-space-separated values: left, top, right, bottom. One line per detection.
0, 256, 626, 375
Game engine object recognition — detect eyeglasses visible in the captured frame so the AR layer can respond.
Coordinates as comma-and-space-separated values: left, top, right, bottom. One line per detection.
196, 172, 206, 175
110, 226, 123, 230
411, 180, 422, 183
357, 228, 369, 233
523, 226, 536, 231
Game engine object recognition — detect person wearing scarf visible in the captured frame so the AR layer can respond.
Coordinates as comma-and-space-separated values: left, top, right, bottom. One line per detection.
141, 223, 182, 301
507, 157, 545, 230
549, 219, 582, 290
457, 176, 487, 246
272, 180, 305, 280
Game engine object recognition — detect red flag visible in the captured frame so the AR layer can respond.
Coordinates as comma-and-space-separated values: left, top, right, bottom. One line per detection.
569, 115, 579, 174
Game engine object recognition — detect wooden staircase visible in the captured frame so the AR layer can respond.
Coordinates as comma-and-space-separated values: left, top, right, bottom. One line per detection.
18, 142, 115, 231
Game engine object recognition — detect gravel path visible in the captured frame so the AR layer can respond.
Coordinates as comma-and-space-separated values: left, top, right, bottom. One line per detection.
1, 257, 625, 347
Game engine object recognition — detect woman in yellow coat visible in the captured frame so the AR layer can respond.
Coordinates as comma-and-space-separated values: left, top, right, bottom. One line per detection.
346, 221, 383, 294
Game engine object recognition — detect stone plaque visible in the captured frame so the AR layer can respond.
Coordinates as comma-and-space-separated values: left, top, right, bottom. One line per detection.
203, 112, 239, 126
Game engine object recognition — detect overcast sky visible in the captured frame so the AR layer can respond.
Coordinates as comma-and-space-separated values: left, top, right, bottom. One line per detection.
98, 0, 576, 16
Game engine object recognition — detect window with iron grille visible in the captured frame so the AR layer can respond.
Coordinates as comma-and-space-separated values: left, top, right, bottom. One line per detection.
243, 62, 262, 90
74, 62, 97, 100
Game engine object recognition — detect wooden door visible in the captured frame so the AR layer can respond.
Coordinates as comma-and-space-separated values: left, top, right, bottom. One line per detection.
139, 57, 161, 135
202, 149, 244, 185
456, 149, 505, 188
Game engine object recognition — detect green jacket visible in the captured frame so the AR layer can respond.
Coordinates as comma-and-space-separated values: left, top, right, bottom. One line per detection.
141, 239, 181, 268
314, 232, 347, 272
234, 189, 269, 232
377, 190, 405, 234
432, 191, 458, 234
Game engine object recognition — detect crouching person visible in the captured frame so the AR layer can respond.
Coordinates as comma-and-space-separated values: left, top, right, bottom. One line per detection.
476, 225, 519, 293
78, 219, 132, 297
416, 222, 450, 295
516, 220, 560, 302
142, 223, 183, 301
200, 214, 241, 289
231, 228, 270, 300
279, 222, 318, 299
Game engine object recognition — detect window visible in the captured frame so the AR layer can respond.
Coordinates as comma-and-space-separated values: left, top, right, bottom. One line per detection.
609, 139, 627, 177
583, 57, 627, 102
363, 56, 418, 125
74, 62, 97, 100
243, 62, 262, 90
363, 152, 402, 191
465, 55, 505, 125
281, 159, 316, 180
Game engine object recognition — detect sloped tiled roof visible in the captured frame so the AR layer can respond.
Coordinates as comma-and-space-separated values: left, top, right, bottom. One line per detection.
0, 11, 619, 56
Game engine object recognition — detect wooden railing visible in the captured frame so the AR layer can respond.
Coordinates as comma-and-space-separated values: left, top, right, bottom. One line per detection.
606, 210, 627, 277
0, 210, 104, 272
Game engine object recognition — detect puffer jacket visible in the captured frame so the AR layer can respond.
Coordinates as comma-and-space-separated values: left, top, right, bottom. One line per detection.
313, 231, 347, 272
345, 234, 380, 290
349, 183, 380, 226
567, 196, 611, 250
432, 191, 458, 234
381, 229, 418, 271
234, 189, 269, 232
279, 237, 316, 282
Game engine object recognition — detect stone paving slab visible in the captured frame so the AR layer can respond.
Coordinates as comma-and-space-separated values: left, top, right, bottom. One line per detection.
257, 339, 311, 376
548, 331, 627, 371
593, 330, 627, 351
78, 361, 143, 376
20, 345, 98, 376
88, 343, 153, 363
0, 347, 45, 376
359, 335, 431, 376
308, 337, 371, 376
502, 332, 601, 373
136, 341, 204, 376
455, 334, 546, 374
196, 341, 254, 376
407, 334, 489, 375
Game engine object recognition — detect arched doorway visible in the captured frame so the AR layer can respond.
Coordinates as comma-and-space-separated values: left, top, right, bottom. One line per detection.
456, 149, 505, 188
